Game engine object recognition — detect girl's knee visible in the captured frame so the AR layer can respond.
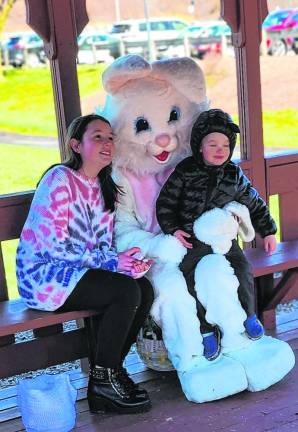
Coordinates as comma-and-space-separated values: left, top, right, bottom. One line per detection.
139, 278, 155, 306
119, 277, 142, 308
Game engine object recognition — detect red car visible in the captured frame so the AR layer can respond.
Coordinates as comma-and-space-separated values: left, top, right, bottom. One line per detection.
184, 22, 231, 59
263, 8, 298, 55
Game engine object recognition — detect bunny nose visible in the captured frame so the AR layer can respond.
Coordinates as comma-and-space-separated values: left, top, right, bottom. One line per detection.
155, 134, 170, 148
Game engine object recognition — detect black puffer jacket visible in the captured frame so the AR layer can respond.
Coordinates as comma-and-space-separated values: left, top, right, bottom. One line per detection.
156, 142, 277, 241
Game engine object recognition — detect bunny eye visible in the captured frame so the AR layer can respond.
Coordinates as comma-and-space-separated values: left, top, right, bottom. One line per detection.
168, 106, 181, 123
135, 117, 151, 134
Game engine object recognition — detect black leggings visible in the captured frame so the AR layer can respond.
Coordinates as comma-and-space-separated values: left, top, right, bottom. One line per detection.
180, 240, 255, 334
58, 269, 154, 368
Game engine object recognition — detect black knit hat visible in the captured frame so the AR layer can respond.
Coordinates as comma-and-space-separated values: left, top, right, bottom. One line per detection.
190, 109, 240, 159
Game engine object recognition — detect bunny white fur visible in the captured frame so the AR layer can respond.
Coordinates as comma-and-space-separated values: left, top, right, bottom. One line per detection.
100, 55, 294, 402
192, 202, 295, 393
101, 55, 209, 374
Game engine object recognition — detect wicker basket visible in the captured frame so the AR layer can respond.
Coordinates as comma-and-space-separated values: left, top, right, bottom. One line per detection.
136, 317, 174, 372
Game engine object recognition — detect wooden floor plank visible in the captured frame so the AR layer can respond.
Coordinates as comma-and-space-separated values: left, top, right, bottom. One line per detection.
1, 316, 298, 432
72, 342, 298, 432
1, 341, 297, 432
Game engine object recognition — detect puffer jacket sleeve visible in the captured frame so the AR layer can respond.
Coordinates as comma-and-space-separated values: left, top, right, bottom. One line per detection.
156, 166, 184, 235
235, 167, 277, 238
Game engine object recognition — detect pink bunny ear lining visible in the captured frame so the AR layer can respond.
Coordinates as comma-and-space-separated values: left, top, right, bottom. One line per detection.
223, 202, 255, 243
238, 224, 255, 242
237, 214, 255, 242
102, 55, 151, 94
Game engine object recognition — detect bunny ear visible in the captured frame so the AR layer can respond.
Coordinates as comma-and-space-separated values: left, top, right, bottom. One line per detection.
224, 202, 255, 242
102, 54, 152, 94
151, 57, 208, 105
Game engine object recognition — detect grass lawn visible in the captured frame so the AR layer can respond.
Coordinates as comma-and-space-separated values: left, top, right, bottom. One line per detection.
1, 143, 60, 299
0, 64, 106, 136
263, 110, 298, 149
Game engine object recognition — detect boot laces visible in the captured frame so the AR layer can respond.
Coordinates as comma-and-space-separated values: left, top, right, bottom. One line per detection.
117, 366, 138, 391
109, 368, 131, 398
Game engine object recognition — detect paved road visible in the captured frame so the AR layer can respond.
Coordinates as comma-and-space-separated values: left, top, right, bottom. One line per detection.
0, 131, 57, 147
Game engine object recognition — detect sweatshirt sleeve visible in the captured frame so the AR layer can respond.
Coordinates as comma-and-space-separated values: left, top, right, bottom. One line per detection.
156, 167, 184, 235
235, 167, 277, 238
23, 167, 118, 271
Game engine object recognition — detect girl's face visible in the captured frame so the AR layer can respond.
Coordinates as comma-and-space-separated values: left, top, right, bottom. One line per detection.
201, 132, 230, 166
72, 119, 115, 173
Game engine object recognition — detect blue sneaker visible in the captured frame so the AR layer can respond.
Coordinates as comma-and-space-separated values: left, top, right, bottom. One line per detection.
244, 314, 264, 340
202, 328, 221, 361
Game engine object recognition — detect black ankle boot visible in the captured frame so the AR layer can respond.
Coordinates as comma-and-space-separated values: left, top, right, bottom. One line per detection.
115, 365, 148, 398
87, 366, 151, 414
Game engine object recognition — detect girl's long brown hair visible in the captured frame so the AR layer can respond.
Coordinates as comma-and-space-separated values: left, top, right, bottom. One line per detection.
38, 114, 122, 212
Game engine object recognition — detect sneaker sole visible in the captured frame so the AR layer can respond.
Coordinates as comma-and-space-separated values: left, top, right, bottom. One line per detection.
245, 331, 264, 341
205, 327, 221, 361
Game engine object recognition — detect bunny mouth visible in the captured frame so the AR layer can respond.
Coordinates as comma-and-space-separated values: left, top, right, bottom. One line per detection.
153, 151, 170, 163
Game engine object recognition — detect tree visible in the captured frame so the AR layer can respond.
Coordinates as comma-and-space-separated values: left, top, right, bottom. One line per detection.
0, 0, 17, 75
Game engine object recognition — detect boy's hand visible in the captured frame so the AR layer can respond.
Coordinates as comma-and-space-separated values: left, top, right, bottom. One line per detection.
174, 230, 193, 249
264, 235, 277, 255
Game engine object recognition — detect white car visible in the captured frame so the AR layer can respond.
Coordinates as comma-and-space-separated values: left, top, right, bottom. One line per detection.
110, 18, 188, 57
77, 32, 121, 64
110, 18, 187, 43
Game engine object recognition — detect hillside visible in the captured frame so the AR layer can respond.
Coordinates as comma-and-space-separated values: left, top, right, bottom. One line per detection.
5, 0, 298, 33
5, 0, 219, 32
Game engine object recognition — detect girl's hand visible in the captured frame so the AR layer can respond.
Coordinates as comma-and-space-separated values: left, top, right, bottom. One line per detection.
117, 247, 141, 272
174, 230, 193, 249
131, 258, 154, 278
264, 235, 277, 255
132, 260, 150, 273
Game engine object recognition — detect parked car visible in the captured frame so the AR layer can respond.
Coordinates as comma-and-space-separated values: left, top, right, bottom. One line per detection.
183, 21, 231, 59
77, 32, 121, 64
292, 28, 298, 54
109, 18, 188, 57
263, 8, 298, 55
1, 32, 45, 67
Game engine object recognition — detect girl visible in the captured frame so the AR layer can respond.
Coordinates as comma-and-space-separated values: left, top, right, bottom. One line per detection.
16, 114, 154, 414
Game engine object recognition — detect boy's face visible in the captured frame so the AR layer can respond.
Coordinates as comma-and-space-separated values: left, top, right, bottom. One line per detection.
200, 132, 230, 166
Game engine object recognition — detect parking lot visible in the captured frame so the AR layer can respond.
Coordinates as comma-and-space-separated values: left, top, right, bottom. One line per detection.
2, 9, 298, 69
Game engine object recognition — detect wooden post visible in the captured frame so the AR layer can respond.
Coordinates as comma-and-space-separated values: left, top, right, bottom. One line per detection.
3, 48, 9, 67
25, 0, 89, 160
91, 41, 97, 64
221, 0, 268, 199
221, 0, 269, 254
184, 33, 190, 57
221, 33, 228, 56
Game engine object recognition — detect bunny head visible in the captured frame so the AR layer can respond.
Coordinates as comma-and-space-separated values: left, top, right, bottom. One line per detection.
100, 55, 209, 175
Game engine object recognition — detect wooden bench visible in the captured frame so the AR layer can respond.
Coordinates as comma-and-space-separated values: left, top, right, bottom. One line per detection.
244, 241, 298, 329
1, 192, 298, 382
0, 192, 98, 380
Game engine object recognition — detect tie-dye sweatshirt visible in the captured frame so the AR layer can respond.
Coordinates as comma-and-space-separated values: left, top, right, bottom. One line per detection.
16, 165, 119, 311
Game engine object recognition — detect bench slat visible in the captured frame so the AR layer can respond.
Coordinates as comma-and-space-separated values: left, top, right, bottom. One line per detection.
0, 328, 89, 379
0, 192, 33, 241
0, 299, 98, 337
244, 240, 298, 277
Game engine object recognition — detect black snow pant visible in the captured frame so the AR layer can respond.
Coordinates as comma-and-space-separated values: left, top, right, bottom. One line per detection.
180, 240, 255, 334
57, 269, 154, 368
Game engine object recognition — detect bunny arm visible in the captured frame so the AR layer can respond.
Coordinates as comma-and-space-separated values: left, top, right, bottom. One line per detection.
113, 169, 187, 262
